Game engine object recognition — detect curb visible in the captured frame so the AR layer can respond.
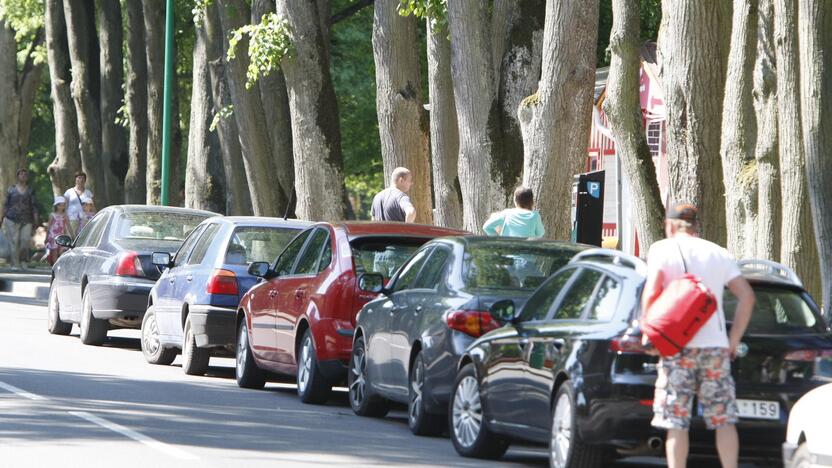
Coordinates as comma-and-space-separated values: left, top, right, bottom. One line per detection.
0, 272, 51, 303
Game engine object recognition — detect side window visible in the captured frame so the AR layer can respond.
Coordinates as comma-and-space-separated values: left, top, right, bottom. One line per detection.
552, 269, 604, 320
412, 247, 451, 290
392, 248, 432, 292
187, 224, 222, 266
520, 268, 577, 322
173, 225, 206, 267
77, 212, 110, 248
318, 237, 332, 273
586, 275, 622, 321
74, 214, 101, 247
295, 229, 329, 275
274, 229, 312, 276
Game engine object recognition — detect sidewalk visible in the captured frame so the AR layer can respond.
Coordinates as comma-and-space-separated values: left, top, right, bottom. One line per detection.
0, 267, 51, 303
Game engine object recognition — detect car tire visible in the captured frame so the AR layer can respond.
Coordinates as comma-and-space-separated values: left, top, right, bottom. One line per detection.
449, 363, 508, 459
79, 287, 107, 346
408, 352, 444, 436
182, 315, 210, 376
549, 382, 603, 468
787, 443, 812, 468
348, 335, 389, 418
235, 318, 266, 389
141, 306, 176, 365
47, 283, 72, 335
296, 329, 332, 404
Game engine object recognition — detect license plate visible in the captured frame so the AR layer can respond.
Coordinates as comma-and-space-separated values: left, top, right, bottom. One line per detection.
736, 399, 780, 420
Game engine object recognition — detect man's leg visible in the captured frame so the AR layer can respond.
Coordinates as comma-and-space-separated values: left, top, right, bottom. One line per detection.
3, 218, 20, 268
715, 424, 739, 468
666, 428, 689, 468
19, 222, 31, 268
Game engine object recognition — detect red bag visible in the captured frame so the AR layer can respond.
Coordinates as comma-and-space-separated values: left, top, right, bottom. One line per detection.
642, 243, 717, 357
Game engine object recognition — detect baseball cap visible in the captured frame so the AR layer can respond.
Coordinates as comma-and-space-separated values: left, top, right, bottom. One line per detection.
53, 195, 66, 206
666, 202, 698, 223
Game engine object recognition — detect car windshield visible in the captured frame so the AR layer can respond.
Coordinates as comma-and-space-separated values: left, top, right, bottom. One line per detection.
114, 212, 209, 241
724, 286, 825, 334
225, 226, 302, 265
462, 244, 582, 290
351, 237, 428, 280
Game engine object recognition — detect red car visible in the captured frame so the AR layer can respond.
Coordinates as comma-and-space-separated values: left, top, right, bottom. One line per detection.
235, 222, 467, 403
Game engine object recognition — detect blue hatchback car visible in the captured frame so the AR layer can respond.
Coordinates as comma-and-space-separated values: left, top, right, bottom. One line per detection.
141, 216, 311, 375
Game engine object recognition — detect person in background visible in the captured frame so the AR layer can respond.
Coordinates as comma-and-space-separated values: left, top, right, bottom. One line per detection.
483, 186, 545, 238
64, 171, 92, 235
78, 194, 96, 232
371, 167, 416, 223
45, 196, 72, 265
0, 168, 41, 270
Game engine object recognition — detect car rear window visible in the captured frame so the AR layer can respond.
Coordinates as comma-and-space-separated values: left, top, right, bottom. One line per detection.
114, 212, 209, 241
351, 237, 428, 280
462, 244, 581, 290
226, 226, 302, 265
724, 286, 825, 334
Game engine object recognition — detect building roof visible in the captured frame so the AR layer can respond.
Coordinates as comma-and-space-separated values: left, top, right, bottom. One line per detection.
594, 41, 661, 104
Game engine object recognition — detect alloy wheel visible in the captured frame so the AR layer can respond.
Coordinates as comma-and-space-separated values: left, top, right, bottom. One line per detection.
349, 344, 366, 407
409, 358, 424, 426
297, 336, 312, 393
452, 376, 483, 448
48, 287, 58, 329
236, 324, 247, 380
550, 392, 573, 468
142, 313, 161, 356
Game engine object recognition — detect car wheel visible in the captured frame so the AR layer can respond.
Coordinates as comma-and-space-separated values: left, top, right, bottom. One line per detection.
141, 306, 176, 365
787, 443, 812, 468
348, 335, 389, 417
182, 315, 210, 376
550, 382, 603, 468
449, 363, 508, 459
236, 318, 266, 389
408, 352, 444, 436
79, 287, 107, 346
47, 283, 72, 335
296, 329, 332, 404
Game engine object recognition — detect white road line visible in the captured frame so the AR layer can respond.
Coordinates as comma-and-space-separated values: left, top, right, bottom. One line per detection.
0, 381, 47, 401
69, 411, 198, 461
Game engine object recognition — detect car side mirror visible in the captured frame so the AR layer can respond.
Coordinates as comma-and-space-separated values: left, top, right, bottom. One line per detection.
248, 261, 272, 279
358, 273, 385, 294
151, 252, 172, 268
490, 299, 517, 324
56, 235, 73, 248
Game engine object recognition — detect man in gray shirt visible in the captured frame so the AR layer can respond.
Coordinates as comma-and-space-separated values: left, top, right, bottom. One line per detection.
371, 167, 416, 223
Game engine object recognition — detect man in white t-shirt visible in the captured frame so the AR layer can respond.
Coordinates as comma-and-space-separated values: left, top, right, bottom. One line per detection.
641, 202, 755, 468
63, 172, 93, 235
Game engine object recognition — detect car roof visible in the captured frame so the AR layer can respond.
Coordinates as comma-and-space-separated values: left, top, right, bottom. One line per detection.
331, 221, 469, 240
106, 204, 219, 217
208, 216, 313, 229
453, 236, 591, 251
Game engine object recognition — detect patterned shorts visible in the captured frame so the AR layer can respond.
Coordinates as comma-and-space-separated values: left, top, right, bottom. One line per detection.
651, 347, 738, 430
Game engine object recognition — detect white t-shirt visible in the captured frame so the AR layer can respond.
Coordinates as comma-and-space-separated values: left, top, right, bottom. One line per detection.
645, 235, 742, 348
63, 188, 93, 222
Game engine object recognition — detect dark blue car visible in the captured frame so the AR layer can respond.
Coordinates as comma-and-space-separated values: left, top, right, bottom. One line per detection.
140, 216, 311, 375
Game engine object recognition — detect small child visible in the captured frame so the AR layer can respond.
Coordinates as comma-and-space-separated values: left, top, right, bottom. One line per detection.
46, 196, 73, 265
78, 194, 96, 232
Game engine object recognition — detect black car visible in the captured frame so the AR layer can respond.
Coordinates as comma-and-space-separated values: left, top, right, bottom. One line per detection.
349, 237, 587, 435
47, 205, 216, 345
450, 250, 832, 467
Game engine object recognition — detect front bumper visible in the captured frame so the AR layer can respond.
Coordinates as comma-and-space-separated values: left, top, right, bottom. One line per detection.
89, 277, 154, 323
782, 441, 798, 466
189, 305, 237, 348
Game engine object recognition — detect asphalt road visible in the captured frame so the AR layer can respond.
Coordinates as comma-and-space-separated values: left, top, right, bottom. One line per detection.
0, 287, 755, 468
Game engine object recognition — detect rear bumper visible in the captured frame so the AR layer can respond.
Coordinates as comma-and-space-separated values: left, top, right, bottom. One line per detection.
89, 277, 153, 323
189, 305, 237, 348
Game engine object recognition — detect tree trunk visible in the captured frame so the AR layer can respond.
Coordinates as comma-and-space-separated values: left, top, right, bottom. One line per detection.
774, 0, 820, 300
602, 0, 664, 251
185, 19, 226, 214
18, 34, 45, 168
276, 0, 347, 221
372, 0, 432, 224
124, 0, 148, 204
720, 0, 758, 259
798, 1, 832, 315
143, 0, 165, 205
63, 0, 105, 203
517, 0, 599, 240
169, 35, 183, 208
427, 19, 462, 229
753, 0, 780, 260
0, 21, 23, 189
97, 0, 126, 204
658, 0, 731, 244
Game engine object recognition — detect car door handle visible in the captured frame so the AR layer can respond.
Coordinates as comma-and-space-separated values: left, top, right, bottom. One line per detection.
294, 289, 305, 298
415, 305, 422, 312
186, 275, 193, 282
169, 277, 175, 284
551, 339, 565, 350
269, 289, 277, 298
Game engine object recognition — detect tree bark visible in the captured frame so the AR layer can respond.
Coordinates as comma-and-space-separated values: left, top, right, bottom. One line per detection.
45, 0, 82, 196
124, 0, 148, 204
63, 0, 105, 203
185, 19, 226, 214
603, 0, 665, 251
276, 0, 347, 221
798, 1, 832, 315
372, 0, 432, 224
517, 0, 599, 240
720, 0, 758, 259
774, 0, 819, 300
753, 0, 780, 260
427, 19, 462, 229
658, 0, 731, 244
143, 0, 165, 205
0, 21, 24, 189
97, 0, 126, 204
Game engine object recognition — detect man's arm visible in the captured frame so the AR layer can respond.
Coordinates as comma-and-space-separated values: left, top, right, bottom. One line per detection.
404, 205, 416, 223
726, 276, 755, 358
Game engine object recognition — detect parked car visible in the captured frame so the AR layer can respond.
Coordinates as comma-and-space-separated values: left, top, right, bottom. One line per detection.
449, 251, 832, 467
783, 383, 832, 468
235, 222, 467, 403
141, 217, 311, 375
47, 205, 216, 345
349, 237, 588, 436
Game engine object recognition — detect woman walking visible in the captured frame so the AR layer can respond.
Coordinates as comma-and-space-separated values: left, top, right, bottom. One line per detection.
0, 168, 42, 269
483, 186, 545, 238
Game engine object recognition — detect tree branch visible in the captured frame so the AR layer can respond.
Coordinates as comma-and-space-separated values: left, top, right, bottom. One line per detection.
19, 27, 44, 88
331, 0, 373, 24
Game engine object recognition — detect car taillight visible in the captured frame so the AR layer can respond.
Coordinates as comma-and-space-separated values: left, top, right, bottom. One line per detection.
206, 269, 238, 295
446, 310, 500, 338
116, 252, 144, 277
610, 334, 648, 354
784, 350, 832, 362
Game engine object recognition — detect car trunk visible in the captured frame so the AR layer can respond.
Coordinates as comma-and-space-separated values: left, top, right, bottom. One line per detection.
468, 288, 535, 325
114, 239, 182, 281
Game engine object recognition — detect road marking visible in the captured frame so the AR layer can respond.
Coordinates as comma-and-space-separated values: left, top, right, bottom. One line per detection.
69, 411, 198, 461
0, 381, 47, 400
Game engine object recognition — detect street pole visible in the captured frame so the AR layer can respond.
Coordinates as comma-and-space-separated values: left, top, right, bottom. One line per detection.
160, 0, 174, 206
